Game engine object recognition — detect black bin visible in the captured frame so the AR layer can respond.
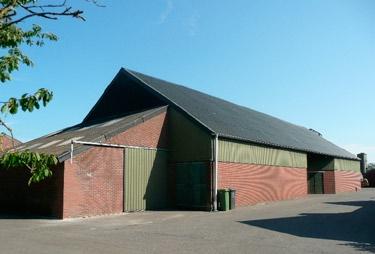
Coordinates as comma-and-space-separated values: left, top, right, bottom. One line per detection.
229, 189, 236, 209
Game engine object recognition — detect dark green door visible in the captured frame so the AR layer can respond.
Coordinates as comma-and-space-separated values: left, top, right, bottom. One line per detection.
175, 162, 209, 210
308, 172, 324, 194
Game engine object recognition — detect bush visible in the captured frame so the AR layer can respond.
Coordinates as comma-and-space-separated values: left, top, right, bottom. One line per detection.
364, 170, 375, 187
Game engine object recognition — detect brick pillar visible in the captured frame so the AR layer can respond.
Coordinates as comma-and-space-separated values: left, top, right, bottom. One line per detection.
323, 171, 336, 194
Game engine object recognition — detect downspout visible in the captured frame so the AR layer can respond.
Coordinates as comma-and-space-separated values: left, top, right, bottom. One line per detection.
213, 134, 219, 211
70, 140, 74, 164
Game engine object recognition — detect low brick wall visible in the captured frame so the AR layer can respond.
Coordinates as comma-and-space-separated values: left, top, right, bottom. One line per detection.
323, 170, 362, 194
334, 170, 362, 193
218, 162, 307, 206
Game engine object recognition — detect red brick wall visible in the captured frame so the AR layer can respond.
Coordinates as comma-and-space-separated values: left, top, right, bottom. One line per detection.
322, 170, 362, 194
63, 147, 123, 218
109, 112, 168, 149
0, 135, 21, 151
323, 171, 336, 194
334, 170, 362, 193
62, 112, 167, 218
218, 162, 307, 207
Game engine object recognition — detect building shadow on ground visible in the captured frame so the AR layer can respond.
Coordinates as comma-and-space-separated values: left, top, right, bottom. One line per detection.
240, 200, 375, 253
0, 214, 54, 220
0, 210, 55, 220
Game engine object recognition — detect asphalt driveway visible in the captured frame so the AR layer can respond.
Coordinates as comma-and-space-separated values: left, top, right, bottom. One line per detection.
1, 189, 374, 254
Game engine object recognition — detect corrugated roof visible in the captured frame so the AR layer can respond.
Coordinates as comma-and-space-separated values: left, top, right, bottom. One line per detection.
14, 106, 167, 161
124, 68, 357, 160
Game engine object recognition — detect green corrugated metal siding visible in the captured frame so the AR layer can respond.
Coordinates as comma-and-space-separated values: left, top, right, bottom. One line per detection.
124, 148, 168, 212
219, 139, 307, 168
334, 158, 360, 172
169, 108, 212, 162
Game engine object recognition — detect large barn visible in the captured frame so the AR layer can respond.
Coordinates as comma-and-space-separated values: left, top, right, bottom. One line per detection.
0, 68, 362, 218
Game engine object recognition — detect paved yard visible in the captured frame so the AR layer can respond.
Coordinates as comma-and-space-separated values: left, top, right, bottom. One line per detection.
1, 189, 374, 254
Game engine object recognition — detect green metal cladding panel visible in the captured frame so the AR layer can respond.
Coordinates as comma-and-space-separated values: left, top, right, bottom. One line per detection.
124, 148, 168, 212
175, 162, 209, 209
334, 158, 361, 172
169, 108, 212, 162
219, 139, 307, 168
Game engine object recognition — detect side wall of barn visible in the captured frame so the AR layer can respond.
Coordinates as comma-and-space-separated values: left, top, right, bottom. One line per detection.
62, 111, 168, 218
217, 139, 308, 206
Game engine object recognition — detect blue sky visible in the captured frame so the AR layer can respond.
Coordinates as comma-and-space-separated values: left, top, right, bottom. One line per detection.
2, 0, 375, 162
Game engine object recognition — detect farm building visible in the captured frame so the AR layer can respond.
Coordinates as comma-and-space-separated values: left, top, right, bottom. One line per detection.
0, 133, 21, 151
0, 68, 362, 218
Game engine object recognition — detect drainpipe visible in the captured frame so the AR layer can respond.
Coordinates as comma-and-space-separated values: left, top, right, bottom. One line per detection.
70, 140, 74, 164
213, 134, 219, 211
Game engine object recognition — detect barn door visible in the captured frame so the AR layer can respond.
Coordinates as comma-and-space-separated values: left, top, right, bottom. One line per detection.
124, 148, 168, 212
175, 162, 209, 210
308, 172, 324, 194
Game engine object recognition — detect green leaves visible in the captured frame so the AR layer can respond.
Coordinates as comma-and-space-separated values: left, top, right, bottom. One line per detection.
0, 1, 88, 186
1, 88, 53, 114
0, 24, 57, 83
0, 150, 58, 185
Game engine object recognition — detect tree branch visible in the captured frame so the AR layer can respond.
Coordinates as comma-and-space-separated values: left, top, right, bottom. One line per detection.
0, 0, 86, 28
0, 118, 15, 149
0, 0, 17, 18
6, 7, 84, 26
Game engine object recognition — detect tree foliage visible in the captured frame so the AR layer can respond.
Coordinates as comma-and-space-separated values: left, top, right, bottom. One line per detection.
0, 151, 58, 185
0, 0, 96, 184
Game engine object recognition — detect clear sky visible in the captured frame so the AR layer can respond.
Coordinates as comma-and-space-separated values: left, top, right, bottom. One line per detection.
2, 0, 375, 162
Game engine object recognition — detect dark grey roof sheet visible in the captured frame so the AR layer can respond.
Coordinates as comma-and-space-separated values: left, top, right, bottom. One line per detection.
125, 69, 357, 160
15, 106, 167, 161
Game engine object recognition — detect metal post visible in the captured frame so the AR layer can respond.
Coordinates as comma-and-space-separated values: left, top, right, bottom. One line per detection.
70, 140, 74, 164
213, 134, 219, 211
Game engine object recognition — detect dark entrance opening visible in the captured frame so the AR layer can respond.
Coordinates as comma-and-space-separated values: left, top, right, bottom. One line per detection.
307, 153, 335, 194
175, 162, 210, 210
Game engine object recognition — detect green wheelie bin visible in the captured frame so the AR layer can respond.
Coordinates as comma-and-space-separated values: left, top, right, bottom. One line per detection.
217, 189, 230, 211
